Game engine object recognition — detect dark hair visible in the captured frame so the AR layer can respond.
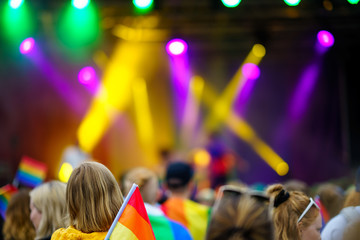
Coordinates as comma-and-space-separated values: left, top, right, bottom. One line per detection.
165, 162, 194, 189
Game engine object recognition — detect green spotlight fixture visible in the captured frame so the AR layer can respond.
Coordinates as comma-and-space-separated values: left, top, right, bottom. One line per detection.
221, 0, 241, 8
284, 0, 301, 6
9, 0, 24, 9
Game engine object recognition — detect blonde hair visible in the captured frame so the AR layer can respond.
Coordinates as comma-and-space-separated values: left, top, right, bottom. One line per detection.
67, 161, 123, 233
344, 190, 360, 208
266, 184, 319, 240
3, 189, 36, 240
29, 181, 68, 240
123, 167, 159, 204
206, 194, 273, 240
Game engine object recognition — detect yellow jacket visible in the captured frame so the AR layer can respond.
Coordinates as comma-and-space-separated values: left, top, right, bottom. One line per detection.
51, 226, 108, 240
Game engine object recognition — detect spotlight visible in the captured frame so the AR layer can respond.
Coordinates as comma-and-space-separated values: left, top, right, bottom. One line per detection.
72, 0, 90, 9
19, 37, 35, 54
9, 0, 24, 9
317, 30, 334, 48
133, 0, 153, 9
241, 63, 260, 80
221, 0, 241, 8
166, 39, 188, 56
78, 66, 96, 85
284, 0, 301, 6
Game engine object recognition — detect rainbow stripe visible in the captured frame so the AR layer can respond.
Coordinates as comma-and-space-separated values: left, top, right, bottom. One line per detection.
145, 204, 192, 240
15, 156, 47, 188
106, 185, 156, 240
315, 195, 329, 231
161, 198, 211, 240
0, 184, 18, 219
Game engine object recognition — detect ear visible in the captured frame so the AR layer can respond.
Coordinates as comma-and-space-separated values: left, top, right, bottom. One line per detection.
155, 188, 162, 202
297, 221, 304, 236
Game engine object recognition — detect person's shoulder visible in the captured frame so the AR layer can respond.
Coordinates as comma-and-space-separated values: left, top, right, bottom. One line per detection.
321, 210, 349, 240
185, 199, 210, 210
168, 219, 193, 240
51, 227, 108, 240
50, 228, 68, 240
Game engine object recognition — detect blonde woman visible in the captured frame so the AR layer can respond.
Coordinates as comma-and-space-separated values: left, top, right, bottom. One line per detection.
267, 184, 322, 240
51, 161, 123, 240
29, 181, 68, 240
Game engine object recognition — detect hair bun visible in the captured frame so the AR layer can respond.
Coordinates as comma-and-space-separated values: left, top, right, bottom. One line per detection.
266, 184, 284, 197
273, 189, 290, 207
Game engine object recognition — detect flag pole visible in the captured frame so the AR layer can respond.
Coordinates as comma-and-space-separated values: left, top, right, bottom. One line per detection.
105, 183, 138, 240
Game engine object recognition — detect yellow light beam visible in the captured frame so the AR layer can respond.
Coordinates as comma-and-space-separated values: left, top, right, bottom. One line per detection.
204, 44, 266, 132
180, 75, 205, 149
77, 42, 142, 152
226, 112, 289, 176
132, 78, 158, 166
200, 78, 289, 176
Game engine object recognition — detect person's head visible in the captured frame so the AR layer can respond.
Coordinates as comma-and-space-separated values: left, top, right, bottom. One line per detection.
266, 184, 321, 240
29, 180, 68, 239
67, 161, 123, 233
165, 161, 194, 196
316, 183, 344, 220
283, 179, 309, 195
3, 189, 36, 240
206, 185, 273, 240
123, 167, 159, 204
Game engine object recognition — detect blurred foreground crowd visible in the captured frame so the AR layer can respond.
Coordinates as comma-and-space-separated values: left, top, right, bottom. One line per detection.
1, 160, 359, 240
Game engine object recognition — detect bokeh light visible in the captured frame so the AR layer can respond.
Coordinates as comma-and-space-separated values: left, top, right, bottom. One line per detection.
221, 0, 241, 8
78, 66, 96, 84
276, 162, 289, 176
284, 0, 301, 6
9, 0, 24, 9
2, 1, 35, 46
347, 0, 359, 4
317, 30, 334, 48
252, 44, 266, 58
193, 149, 211, 167
72, 0, 90, 9
19, 37, 35, 54
166, 39, 188, 56
56, 2, 100, 50
58, 162, 73, 183
241, 63, 260, 80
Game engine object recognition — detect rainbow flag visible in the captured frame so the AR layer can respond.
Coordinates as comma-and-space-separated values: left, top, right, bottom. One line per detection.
15, 156, 47, 188
105, 184, 156, 240
161, 198, 211, 240
0, 184, 18, 219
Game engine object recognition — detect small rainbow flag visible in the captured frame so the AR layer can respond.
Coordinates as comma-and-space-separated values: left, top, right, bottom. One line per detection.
0, 184, 18, 219
161, 198, 211, 240
105, 184, 156, 240
15, 156, 47, 188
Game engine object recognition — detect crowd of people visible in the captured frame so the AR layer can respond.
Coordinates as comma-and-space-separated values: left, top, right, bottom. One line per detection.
1, 159, 360, 240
